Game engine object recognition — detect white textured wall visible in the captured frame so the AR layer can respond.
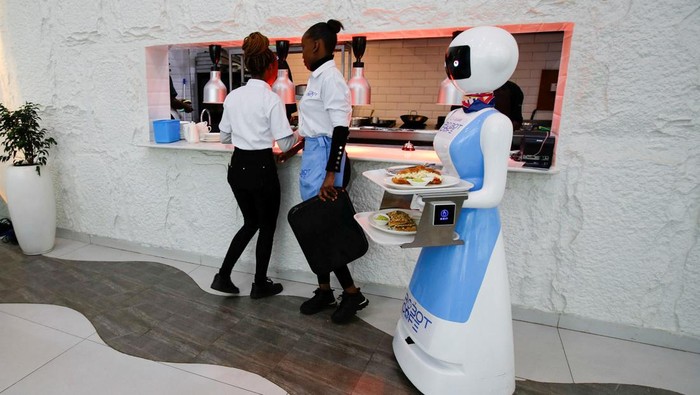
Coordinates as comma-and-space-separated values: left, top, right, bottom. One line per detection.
0, 1, 698, 340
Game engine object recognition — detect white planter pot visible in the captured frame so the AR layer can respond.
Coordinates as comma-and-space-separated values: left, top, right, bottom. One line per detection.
4, 165, 56, 255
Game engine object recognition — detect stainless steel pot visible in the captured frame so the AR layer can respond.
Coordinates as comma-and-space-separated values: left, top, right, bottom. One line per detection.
350, 117, 371, 127
295, 84, 307, 96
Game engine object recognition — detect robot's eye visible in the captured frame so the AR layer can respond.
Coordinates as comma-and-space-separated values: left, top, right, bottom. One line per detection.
445, 45, 471, 80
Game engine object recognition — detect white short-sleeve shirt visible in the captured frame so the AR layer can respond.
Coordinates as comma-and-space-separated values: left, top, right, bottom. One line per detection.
219, 79, 293, 149
298, 60, 352, 138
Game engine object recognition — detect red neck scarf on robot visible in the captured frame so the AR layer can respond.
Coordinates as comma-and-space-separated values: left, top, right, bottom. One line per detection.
462, 92, 495, 113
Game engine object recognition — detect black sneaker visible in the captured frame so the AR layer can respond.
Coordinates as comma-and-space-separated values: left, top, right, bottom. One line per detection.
299, 288, 337, 315
250, 278, 283, 299
331, 290, 369, 324
211, 273, 240, 294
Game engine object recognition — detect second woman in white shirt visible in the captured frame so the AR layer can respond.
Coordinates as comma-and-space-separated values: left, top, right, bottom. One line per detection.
296, 19, 370, 324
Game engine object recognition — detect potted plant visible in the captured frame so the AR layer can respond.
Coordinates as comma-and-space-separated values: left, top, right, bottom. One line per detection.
0, 102, 58, 254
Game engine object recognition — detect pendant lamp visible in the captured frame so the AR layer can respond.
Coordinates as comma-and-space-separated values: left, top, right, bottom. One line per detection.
437, 77, 463, 105
272, 40, 296, 104
203, 45, 227, 104
348, 36, 371, 106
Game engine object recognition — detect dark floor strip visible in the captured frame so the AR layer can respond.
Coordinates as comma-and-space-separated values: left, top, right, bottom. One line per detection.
0, 243, 680, 395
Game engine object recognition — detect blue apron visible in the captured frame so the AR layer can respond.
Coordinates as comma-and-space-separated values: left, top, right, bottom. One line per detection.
408, 110, 501, 323
299, 136, 347, 201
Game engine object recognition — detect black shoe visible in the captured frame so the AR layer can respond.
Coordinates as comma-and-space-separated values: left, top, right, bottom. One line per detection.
300, 288, 337, 315
211, 273, 240, 294
250, 278, 283, 299
331, 290, 369, 324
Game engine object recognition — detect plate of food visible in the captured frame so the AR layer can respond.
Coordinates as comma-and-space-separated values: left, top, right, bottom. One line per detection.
384, 165, 459, 189
368, 209, 421, 235
385, 164, 441, 176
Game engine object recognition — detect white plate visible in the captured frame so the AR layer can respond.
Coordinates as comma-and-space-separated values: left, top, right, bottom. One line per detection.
368, 209, 421, 235
384, 175, 460, 190
199, 132, 220, 142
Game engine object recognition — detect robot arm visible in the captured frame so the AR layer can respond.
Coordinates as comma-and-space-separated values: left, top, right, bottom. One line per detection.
462, 113, 512, 209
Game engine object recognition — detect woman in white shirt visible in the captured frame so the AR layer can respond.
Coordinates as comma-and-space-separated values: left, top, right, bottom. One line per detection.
296, 20, 369, 324
212, 32, 298, 299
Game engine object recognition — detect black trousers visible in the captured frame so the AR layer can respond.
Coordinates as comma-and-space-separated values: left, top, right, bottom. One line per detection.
219, 148, 280, 285
318, 266, 354, 289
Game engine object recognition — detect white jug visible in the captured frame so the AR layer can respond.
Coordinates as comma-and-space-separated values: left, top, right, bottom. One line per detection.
183, 122, 199, 143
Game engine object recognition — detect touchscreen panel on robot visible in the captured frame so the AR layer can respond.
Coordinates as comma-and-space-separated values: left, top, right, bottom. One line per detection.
392, 26, 519, 395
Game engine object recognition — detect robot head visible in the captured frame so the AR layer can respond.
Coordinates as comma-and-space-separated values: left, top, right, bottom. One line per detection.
445, 26, 519, 94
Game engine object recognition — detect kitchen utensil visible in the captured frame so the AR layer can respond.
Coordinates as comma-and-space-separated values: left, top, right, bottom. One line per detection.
199, 132, 220, 142
295, 84, 307, 97
179, 121, 189, 139
350, 117, 371, 127
368, 119, 396, 128
183, 122, 199, 143
195, 121, 211, 135
400, 110, 428, 125
371, 213, 389, 227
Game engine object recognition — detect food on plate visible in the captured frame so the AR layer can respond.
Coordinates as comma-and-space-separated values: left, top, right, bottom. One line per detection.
372, 213, 389, 226
391, 165, 442, 185
386, 210, 417, 232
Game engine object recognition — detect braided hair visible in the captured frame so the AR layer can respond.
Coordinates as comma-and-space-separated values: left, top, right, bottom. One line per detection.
304, 19, 344, 53
242, 32, 277, 76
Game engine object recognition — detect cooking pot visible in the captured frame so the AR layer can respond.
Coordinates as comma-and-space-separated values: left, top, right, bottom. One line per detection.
369, 119, 396, 128
400, 110, 428, 125
295, 84, 307, 96
350, 117, 371, 127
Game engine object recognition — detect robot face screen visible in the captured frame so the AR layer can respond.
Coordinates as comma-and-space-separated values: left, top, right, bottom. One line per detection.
445, 45, 471, 80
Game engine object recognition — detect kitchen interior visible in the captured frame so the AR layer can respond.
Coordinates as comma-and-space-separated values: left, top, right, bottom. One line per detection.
167, 30, 563, 169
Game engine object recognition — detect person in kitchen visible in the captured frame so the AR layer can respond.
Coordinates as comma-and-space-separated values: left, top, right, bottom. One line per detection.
169, 75, 193, 120
295, 19, 369, 324
494, 80, 524, 131
211, 32, 299, 298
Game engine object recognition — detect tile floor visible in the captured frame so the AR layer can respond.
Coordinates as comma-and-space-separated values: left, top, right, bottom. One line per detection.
0, 238, 698, 394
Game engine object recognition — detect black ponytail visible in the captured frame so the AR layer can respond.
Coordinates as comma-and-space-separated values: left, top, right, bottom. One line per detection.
305, 19, 344, 53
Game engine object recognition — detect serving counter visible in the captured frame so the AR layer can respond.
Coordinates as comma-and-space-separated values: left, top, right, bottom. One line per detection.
138, 140, 558, 173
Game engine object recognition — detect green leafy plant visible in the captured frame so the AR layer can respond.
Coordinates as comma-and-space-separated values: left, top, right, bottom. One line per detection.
0, 102, 57, 175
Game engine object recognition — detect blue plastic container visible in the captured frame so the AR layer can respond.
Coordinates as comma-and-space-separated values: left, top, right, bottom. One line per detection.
153, 119, 181, 143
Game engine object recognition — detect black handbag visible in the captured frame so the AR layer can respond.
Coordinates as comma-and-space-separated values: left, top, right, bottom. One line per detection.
287, 188, 369, 275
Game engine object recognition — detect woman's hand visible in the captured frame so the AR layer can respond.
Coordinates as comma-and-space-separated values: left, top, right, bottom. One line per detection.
276, 138, 304, 164
319, 172, 338, 201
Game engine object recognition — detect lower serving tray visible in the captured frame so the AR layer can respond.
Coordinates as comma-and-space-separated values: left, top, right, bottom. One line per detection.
354, 212, 414, 246
354, 211, 459, 246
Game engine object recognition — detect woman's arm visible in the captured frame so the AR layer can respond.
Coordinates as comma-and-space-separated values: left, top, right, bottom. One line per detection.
219, 98, 232, 144
276, 131, 300, 152
319, 75, 352, 201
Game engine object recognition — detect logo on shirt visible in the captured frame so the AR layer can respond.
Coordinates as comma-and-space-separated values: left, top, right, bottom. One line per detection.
440, 121, 463, 134
306, 90, 319, 98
